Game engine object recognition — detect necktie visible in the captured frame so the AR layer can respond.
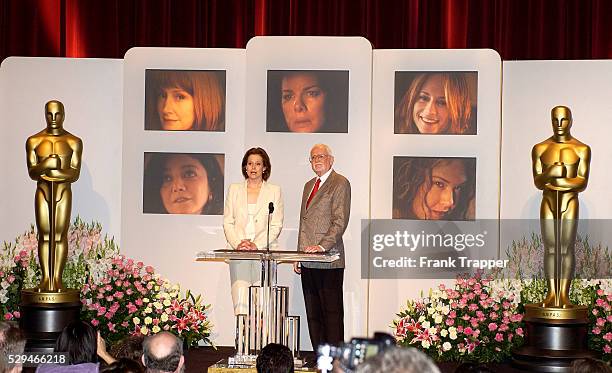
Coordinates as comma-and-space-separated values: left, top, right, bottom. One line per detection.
306, 178, 320, 209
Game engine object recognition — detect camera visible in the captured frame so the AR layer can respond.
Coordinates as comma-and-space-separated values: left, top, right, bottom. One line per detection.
317, 332, 395, 373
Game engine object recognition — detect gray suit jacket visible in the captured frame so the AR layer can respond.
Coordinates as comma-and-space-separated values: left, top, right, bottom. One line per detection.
298, 170, 351, 269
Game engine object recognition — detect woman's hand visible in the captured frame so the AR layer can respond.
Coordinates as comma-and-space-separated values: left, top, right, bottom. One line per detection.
237, 240, 257, 251
97, 331, 116, 365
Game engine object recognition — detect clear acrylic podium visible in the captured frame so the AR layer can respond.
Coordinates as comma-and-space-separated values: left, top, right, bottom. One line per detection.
196, 249, 339, 364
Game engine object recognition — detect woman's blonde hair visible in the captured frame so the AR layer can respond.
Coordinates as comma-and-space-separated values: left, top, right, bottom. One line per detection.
395, 72, 473, 134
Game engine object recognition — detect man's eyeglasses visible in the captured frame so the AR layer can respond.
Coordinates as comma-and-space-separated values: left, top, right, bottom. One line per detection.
309, 154, 329, 162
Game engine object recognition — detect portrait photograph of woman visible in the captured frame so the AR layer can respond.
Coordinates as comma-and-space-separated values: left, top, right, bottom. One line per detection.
394, 71, 477, 135
266, 70, 349, 133
144, 69, 226, 131
392, 156, 476, 220
143, 152, 224, 215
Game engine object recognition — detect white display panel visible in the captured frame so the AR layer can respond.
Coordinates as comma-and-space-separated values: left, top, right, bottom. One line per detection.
245, 36, 372, 350
500, 60, 612, 251
0, 57, 123, 242
368, 49, 502, 336
121, 48, 246, 346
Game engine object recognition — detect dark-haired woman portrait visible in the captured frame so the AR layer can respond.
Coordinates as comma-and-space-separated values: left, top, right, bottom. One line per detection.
393, 157, 476, 221
266, 70, 349, 133
223, 147, 283, 315
145, 70, 226, 131
395, 72, 476, 135
143, 153, 224, 215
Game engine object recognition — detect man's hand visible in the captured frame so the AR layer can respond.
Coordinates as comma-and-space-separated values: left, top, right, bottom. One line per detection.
304, 245, 323, 253
293, 262, 301, 274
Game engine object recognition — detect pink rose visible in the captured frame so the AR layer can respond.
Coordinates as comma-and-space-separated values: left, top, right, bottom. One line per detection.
603, 332, 612, 342
495, 333, 504, 342
488, 323, 498, 331
4, 313, 13, 320
604, 345, 611, 354
12, 311, 20, 319
464, 327, 473, 336
91, 319, 99, 327
516, 327, 524, 337
593, 327, 601, 335
145, 266, 155, 274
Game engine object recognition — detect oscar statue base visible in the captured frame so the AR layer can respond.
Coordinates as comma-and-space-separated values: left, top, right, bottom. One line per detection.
512, 304, 596, 372
20, 289, 81, 352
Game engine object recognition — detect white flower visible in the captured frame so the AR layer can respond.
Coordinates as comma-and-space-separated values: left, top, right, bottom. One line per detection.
418, 316, 426, 323
428, 327, 437, 335
422, 321, 431, 329
133, 317, 141, 325
440, 329, 448, 338
163, 299, 171, 307
152, 325, 161, 333
161, 313, 169, 322
434, 314, 443, 324
140, 326, 149, 335
442, 342, 452, 351
421, 340, 430, 349
144, 317, 152, 325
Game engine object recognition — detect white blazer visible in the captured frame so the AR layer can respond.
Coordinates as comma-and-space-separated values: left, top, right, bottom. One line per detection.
223, 181, 284, 250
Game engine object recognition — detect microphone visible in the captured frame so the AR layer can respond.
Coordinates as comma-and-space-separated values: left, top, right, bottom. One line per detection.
266, 202, 274, 253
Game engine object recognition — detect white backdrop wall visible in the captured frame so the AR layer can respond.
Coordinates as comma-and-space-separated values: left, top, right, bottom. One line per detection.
500, 60, 612, 250
245, 37, 372, 350
0, 57, 123, 242
3, 49, 611, 350
368, 49, 502, 335
120, 48, 246, 346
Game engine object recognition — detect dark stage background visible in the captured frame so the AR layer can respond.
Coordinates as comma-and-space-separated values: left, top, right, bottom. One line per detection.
1, 0, 610, 62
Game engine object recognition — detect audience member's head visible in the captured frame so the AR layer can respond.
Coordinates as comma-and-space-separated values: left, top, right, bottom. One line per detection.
56, 320, 98, 365
141, 332, 184, 373
571, 358, 612, 373
100, 358, 145, 373
454, 362, 496, 373
355, 346, 440, 373
256, 343, 294, 373
0, 322, 26, 373
111, 334, 145, 366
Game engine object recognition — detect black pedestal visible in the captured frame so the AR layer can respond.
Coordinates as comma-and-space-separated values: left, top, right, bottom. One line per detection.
19, 302, 81, 352
512, 318, 597, 372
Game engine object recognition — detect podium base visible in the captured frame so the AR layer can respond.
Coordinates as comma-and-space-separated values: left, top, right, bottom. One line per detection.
19, 292, 81, 352
512, 308, 596, 372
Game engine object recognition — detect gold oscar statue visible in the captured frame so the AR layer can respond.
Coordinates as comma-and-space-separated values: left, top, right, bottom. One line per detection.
513, 106, 596, 371
528, 105, 590, 319
22, 100, 83, 304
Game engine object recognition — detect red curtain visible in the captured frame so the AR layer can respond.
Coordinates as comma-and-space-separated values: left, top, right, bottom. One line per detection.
1, 0, 610, 61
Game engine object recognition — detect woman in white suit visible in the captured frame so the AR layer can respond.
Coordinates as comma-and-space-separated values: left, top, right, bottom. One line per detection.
224, 147, 284, 315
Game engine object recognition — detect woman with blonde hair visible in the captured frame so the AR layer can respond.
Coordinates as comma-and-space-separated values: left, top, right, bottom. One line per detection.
395, 72, 474, 135
145, 70, 225, 131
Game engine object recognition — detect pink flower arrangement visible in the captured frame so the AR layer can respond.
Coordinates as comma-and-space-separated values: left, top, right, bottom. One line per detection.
81, 255, 210, 345
81, 255, 211, 347
1, 219, 212, 348
393, 273, 524, 363
588, 286, 612, 361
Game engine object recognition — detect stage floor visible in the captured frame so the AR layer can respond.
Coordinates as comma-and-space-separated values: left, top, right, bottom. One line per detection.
186, 346, 524, 373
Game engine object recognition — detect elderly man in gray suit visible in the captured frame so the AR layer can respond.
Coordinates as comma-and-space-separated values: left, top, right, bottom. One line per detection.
294, 143, 351, 349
